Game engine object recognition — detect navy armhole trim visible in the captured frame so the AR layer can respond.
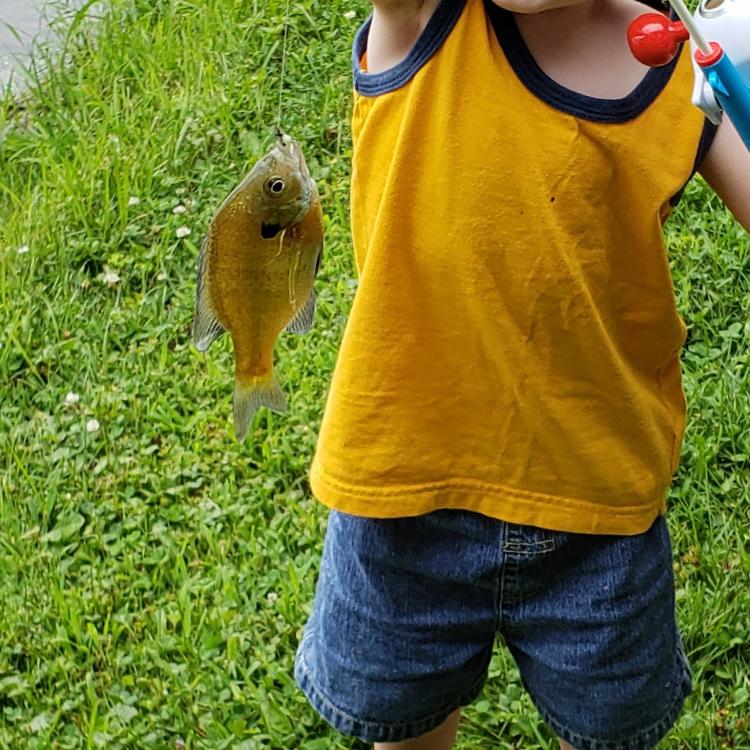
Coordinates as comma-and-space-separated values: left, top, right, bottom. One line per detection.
485, 1, 681, 123
352, 0, 467, 96
669, 117, 720, 206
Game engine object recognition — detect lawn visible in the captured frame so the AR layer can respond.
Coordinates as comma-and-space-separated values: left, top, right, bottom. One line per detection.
0, 0, 748, 748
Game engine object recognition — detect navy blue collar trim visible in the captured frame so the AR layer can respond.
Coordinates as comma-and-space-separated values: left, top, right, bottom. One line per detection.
352, 0, 467, 96
486, 1, 681, 123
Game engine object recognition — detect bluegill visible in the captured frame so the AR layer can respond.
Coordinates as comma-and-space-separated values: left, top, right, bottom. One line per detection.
193, 133, 324, 441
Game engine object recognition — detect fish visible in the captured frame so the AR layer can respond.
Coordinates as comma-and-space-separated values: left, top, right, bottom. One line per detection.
193, 132, 324, 441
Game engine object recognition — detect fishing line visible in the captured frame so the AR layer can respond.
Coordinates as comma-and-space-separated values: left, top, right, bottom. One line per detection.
288, 243, 301, 308
276, 0, 292, 129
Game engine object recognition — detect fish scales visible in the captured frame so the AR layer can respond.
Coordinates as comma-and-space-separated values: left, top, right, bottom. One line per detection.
193, 134, 324, 441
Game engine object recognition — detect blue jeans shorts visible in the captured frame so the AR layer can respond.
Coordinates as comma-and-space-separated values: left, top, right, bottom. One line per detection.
294, 509, 692, 748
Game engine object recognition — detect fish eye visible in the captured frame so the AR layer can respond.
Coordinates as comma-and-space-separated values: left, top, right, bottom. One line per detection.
267, 177, 286, 195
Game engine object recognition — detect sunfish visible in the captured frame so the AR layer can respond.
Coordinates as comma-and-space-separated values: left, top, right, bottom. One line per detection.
193, 133, 324, 441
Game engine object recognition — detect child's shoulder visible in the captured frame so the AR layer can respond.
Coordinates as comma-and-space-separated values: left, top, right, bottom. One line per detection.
364, 0, 443, 74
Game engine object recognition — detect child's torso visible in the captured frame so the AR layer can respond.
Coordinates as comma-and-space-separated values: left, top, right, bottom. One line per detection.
310, 0, 713, 535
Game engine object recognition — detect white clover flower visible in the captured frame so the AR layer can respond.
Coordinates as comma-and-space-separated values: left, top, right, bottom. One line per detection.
157, 272, 167, 282
102, 268, 120, 286
127, 196, 140, 206
64, 392, 80, 405
86, 418, 100, 433
176, 226, 191, 239
172, 205, 187, 215
17, 245, 30, 254
344, 10, 356, 19
266, 591, 279, 603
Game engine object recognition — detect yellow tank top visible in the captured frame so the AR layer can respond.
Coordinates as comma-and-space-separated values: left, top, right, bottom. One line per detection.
310, 0, 715, 534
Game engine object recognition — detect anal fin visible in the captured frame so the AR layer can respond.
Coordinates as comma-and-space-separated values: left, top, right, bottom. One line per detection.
286, 290, 316, 335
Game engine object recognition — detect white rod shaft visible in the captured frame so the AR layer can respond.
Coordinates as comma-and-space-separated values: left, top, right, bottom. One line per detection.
668, 0, 713, 55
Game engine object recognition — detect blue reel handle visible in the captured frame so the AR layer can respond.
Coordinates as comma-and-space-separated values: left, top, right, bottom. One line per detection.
700, 51, 750, 152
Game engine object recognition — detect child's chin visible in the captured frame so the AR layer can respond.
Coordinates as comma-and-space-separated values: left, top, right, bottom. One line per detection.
490, 0, 588, 13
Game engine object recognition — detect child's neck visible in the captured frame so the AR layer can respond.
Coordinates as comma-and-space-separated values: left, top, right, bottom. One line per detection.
514, 0, 655, 99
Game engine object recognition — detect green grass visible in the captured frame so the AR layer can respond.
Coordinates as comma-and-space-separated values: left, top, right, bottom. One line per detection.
0, 1, 748, 748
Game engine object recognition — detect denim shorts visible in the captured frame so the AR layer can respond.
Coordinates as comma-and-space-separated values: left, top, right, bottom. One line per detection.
294, 509, 692, 749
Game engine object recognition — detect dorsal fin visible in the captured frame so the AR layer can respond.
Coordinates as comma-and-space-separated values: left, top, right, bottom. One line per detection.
192, 234, 226, 351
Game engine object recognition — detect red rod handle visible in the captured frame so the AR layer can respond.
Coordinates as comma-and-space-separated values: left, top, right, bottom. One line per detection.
627, 13, 690, 67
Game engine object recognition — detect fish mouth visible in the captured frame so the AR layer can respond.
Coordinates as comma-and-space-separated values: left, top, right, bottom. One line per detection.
275, 131, 311, 179
256, 132, 314, 236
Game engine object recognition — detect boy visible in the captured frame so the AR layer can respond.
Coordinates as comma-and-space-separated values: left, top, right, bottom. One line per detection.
295, 0, 750, 748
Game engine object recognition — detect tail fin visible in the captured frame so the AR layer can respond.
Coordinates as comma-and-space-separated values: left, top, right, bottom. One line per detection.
233, 373, 288, 441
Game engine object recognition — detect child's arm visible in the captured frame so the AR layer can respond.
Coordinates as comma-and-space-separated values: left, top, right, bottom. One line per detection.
366, 0, 440, 74
699, 119, 750, 232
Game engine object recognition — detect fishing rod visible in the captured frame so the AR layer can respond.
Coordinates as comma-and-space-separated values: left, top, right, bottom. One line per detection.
627, 0, 750, 152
